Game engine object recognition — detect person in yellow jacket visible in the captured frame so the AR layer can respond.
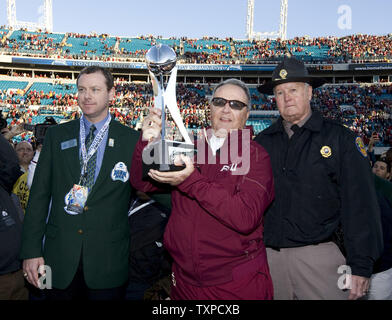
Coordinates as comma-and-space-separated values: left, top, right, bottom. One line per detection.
12, 141, 34, 213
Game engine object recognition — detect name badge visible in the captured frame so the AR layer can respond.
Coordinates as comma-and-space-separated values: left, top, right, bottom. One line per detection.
64, 184, 89, 215
111, 162, 129, 182
61, 139, 77, 150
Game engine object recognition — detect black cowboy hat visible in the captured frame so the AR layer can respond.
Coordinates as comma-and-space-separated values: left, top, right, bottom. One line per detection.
257, 57, 327, 95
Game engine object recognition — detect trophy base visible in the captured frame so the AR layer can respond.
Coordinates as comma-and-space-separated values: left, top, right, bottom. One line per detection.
142, 139, 195, 178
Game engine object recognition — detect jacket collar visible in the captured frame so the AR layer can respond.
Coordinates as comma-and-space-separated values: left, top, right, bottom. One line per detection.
302, 110, 324, 132
262, 109, 324, 135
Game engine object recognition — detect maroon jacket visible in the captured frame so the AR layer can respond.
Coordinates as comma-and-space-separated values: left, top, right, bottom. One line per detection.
130, 129, 274, 286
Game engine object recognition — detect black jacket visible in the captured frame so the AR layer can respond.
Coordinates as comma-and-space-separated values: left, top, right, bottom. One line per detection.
255, 110, 383, 278
128, 197, 172, 285
0, 134, 23, 275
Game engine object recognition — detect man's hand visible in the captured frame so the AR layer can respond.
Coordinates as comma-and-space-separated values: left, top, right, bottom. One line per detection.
148, 154, 195, 186
10, 123, 25, 136
23, 257, 45, 288
142, 107, 162, 143
2, 123, 25, 141
348, 275, 370, 300
367, 132, 379, 153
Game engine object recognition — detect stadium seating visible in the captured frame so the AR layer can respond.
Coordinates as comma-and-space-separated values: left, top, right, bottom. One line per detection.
1, 28, 390, 64
0, 80, 29, 91
119, 37, 180, 55
63, 34, 117, 57
119, 37, 151, 54
28, 82, 77, 95
6, 30, 64, 54
183, 38, 231, 54
0, 27, 9, 36
246, 119, 273, 134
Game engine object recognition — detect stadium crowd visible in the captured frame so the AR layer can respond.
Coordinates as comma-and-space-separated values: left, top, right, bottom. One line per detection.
1, 81, 391, 146
1, 27, 391, 64
235, 34, 392, 64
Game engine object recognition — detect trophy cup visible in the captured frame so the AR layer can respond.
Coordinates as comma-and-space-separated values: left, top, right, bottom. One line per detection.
143, 44, 195, 172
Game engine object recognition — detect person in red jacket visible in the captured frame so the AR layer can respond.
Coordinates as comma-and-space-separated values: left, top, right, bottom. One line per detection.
130, 79, 275, 300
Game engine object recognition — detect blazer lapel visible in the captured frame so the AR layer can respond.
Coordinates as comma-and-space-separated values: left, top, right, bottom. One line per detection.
62, 120, 81, 182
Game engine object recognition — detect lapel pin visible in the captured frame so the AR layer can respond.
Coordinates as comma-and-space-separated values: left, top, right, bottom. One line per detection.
320, 146, 332, 158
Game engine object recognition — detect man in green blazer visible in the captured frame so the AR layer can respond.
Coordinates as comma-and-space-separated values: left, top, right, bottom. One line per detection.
20, 66, 139, 300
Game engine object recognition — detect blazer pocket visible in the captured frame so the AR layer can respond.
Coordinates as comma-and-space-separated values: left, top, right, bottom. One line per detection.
45, 224, 58, 239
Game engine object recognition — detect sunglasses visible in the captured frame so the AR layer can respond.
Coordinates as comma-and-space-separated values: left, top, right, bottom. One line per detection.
211, 97, 248, 110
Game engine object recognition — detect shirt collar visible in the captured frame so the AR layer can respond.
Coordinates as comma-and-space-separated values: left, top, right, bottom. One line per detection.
283, 110, 312, 130
263, 109, 324, 135
209, 134, 226, 156
282, 111, 312, 137
82, 113, 111, 135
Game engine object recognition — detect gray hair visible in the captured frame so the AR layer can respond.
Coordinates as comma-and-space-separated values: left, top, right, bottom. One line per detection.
211, 78, 251, 110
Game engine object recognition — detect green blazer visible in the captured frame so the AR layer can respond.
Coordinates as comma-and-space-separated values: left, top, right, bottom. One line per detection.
20, 118, 139, 289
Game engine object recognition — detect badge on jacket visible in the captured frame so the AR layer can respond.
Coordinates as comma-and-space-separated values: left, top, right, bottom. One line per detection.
320, 146, 332, 158
111, 162, 129, 182
0, 210, 16, 231
64, 184, 89, 215
61, 139, 77, 150
355, 137, 367, 158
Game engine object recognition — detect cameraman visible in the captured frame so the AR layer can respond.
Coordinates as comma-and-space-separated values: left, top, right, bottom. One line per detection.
0, 132, 28, 300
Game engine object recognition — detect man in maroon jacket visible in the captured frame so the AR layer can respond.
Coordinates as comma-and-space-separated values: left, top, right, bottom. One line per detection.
130, 79, 275, 300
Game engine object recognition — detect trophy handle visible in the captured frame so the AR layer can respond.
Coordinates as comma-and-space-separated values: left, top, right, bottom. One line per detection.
164, 67, 193, 145
149, 71, 163, 110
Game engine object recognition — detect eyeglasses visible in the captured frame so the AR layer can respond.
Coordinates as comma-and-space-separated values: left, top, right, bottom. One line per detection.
211, 97, 248, 110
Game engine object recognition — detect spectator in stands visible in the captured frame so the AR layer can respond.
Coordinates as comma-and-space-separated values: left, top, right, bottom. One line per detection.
255, 57, 383, 300
15, 141, 34, 173
373, 159, 391, 181
366, 132, 381, 165
130, 79, 275, 300
20, 66, 139, 300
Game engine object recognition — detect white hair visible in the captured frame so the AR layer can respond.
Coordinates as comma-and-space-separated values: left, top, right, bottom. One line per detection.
211, 78, 251, 110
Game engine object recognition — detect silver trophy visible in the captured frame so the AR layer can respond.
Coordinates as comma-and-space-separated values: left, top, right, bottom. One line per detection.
144, 44, 194, 172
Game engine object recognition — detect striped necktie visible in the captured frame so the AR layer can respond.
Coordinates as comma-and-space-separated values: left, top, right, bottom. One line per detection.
83, 125, 97, 191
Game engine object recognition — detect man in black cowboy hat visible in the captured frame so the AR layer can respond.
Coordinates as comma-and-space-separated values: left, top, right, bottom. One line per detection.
255, 56, 383, 300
